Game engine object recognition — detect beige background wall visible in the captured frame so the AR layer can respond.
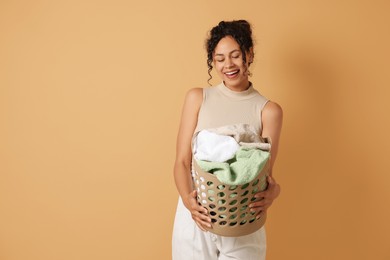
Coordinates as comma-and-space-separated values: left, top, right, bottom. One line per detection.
1, 0, 389, 259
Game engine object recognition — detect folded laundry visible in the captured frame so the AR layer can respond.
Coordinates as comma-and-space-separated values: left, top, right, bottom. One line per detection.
207, 123, 262, 144
239, 142, 271, 151
196, 147, 270, 185
193, 130, 240, 163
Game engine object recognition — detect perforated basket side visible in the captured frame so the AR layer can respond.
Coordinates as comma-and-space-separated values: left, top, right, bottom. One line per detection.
192, 159, 270, 237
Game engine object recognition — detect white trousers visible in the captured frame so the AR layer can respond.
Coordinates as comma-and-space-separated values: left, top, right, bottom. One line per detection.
172, 197, 266, 260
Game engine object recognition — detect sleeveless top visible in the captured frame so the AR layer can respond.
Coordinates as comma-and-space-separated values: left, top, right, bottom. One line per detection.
194, 82, 269, 135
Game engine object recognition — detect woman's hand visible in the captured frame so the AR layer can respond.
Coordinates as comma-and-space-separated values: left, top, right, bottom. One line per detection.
249, 175, 280, 218
184, 190, 212, 231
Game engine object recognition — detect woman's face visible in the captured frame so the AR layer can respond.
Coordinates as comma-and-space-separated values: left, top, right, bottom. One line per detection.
213, 36, 252, 90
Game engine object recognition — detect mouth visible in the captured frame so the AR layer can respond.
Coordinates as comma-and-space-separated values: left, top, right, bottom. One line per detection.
224, 69, 240, 78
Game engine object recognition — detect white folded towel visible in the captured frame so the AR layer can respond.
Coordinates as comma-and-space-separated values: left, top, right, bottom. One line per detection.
193, 130, 240, 163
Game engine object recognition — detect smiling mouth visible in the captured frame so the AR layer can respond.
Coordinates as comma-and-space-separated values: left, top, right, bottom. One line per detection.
224, 70, 239, 77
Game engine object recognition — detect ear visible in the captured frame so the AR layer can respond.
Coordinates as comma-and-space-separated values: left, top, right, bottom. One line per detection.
248, 47, 254, 64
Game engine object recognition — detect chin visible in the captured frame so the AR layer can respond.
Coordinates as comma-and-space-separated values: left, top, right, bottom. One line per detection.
225, 76, 246, 85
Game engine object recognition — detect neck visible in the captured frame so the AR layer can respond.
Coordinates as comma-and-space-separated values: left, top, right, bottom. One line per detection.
224, 80, 251, 92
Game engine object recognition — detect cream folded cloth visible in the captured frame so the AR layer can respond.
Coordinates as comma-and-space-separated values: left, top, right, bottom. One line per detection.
206, 124, 271, 151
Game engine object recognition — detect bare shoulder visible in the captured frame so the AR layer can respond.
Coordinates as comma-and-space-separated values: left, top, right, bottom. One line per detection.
184, 87, 203, 104
181, 88, 203, 115
176, 87, 204, 159
263, 101, 283, 122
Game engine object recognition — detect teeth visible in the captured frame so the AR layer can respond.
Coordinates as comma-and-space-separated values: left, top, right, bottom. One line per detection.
226, 70, 238, 75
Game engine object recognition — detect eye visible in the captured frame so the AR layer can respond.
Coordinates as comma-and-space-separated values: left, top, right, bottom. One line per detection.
216, 59, 224, 62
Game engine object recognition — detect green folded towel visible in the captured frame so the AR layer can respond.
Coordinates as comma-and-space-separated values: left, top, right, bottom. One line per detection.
196, 147, 270, 185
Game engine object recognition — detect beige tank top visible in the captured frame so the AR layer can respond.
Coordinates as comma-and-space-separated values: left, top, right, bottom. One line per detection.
194, 82, 269, 134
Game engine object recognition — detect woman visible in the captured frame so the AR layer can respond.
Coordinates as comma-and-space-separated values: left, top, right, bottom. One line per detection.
172, 20, 283, 260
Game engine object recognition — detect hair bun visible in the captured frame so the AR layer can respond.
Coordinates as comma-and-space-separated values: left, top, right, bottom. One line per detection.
236, 20, 252, 35
218, 21, 226, 28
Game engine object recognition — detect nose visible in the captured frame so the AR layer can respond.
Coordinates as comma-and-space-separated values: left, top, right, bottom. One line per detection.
224, 57, 234, 68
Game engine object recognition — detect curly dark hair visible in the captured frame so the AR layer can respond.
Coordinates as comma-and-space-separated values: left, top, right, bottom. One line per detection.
205, 20, 254, 85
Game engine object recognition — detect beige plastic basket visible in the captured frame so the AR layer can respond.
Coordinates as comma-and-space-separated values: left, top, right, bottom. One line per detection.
192, 151, 270, 237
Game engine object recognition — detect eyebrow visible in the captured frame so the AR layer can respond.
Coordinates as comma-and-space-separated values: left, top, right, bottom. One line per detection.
214, 49, 241, 56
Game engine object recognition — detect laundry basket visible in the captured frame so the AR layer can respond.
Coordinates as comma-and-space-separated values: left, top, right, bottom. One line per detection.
192, 149, 270, 237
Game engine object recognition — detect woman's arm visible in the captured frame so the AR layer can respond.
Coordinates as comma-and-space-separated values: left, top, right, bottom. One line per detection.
249, 101, 283, 216
261, 101, 283, 170
173, 88, 211, 231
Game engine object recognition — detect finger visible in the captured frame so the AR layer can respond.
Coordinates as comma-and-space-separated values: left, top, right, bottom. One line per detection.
250, 198, 272, 209
189, 194, 208, 214
250, 206, 263, 213
259, 208, 268, 215
193, 214, 212, 227
191, 209, 209, 220
192, 204, 208, 214
191, 190, 197, 198
249, 202, 265, 211
197, 218, 212, 228
197, 204, 208, 214
195, 211, 211, 222
254, 191, 267, 199
195, 221, 207, 231
249, 201, 266, 208
248, 206, 264, 218
256, 210, 267, 219
196, 220, 212, 231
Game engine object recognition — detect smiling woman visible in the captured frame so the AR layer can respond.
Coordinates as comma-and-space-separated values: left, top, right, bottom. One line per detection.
172, 20, 283, 260
212, 36, 253, 90
206, 20, 254, 90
